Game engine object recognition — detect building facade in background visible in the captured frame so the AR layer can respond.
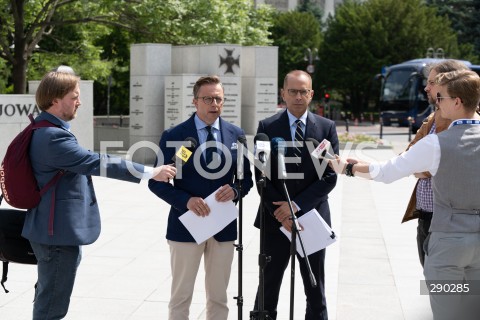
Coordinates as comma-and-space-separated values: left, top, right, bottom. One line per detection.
254, 0, 342, 20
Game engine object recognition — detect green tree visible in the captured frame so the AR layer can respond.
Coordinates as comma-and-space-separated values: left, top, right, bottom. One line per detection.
103, 0, 272, 46
0, 0, 125, 94
0, 0, 273, 93
270, 11, 322, 93
27, 22, 113, 83
0, 0, 274, 115
92, 0, 274, 115
319, 0, 460, 115
426, 0, 480, 63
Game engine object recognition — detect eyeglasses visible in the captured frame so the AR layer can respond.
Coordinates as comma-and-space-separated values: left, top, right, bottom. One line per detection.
436, 93, 456, 103
197, 96, 225, 105
286, 89, 311, 97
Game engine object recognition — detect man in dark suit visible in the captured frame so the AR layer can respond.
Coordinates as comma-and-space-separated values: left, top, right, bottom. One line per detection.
253, 70, 338, 320
149, 75, 253, 320
24, 68, 175, 320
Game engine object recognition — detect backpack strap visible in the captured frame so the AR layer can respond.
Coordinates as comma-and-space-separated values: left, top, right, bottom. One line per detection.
28, 114, 65, 236
30, 114, 59, 130
40, 171, 65, 236
39, 171, 65, 197
1, 261, 10, 293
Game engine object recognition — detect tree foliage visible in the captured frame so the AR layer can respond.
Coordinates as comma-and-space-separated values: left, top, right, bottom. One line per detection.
426, 0, 480, 63
0, 0, 129, 94
121, 0, 274, 46
270, 11, 322, 92
93, 0, 274, 115
319, 0, 461, 115
0, 0, 274, 116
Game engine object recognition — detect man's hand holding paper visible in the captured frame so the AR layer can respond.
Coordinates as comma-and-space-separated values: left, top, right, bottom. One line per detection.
280, 208, 337, 257
179, 187, 238, 244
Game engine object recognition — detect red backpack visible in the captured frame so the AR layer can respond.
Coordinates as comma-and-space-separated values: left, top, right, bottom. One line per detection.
0, 114, 64, 209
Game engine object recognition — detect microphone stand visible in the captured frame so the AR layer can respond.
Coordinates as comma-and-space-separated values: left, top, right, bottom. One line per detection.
234, 138, 248, 320
250, 164, 270, 320
234, 175, 244, 320
280, 181, 317, 320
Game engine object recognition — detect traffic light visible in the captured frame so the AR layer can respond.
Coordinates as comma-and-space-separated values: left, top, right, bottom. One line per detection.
324, 93, 330, 103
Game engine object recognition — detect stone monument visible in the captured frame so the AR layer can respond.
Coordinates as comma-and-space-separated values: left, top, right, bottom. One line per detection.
130, 43, 278, 164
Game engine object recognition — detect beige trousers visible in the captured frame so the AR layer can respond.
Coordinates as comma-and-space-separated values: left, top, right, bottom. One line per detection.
168, 238, 234, 320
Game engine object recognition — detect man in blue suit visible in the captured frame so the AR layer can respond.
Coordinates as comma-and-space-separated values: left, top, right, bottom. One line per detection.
149, 75, 253, 320
24, 68, 175, 320
253, 70, 338, 319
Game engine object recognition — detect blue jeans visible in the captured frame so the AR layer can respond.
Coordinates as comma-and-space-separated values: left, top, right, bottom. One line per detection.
30, 242, 82, 320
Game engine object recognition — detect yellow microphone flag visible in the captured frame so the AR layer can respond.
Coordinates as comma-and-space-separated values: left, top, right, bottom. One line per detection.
176, 145, 192, 164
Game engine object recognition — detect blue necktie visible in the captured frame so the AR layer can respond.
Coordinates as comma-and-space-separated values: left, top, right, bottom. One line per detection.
205, 126, 216, 164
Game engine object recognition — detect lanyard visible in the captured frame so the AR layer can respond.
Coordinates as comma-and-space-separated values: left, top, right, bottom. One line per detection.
451, 119, 480, 127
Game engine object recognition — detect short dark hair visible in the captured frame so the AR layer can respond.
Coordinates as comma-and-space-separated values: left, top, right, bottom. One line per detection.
193, 75, 223, 98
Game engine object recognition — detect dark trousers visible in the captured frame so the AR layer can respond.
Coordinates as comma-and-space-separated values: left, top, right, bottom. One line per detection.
416, 210, 432, 267
254, 230, 327, 320
30, 242, 82, 320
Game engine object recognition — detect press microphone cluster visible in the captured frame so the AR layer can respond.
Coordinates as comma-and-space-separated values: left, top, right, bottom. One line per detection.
171, 137, 198, 166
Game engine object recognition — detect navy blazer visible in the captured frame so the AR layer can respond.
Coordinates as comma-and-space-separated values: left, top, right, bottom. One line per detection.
23, 112, 144, 246
254, 110, 338, 232
148, 114, 253, 242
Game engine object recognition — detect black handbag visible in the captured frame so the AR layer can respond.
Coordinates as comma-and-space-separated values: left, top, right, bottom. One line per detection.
0, 195, 37, 293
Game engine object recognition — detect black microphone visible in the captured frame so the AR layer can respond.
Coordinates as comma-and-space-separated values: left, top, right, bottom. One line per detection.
171, 137, 197, 166
271, 137, 287, 180
236, 135, 247, 181
306, 137, 319, 148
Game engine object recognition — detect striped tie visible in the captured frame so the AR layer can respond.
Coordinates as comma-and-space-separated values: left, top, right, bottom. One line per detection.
293, 119, 304, 166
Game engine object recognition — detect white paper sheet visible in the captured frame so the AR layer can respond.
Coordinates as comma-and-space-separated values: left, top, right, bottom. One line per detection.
179, 189, 238, 244
280, 208, 337, 257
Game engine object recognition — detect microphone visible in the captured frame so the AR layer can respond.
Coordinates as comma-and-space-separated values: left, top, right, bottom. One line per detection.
306, 137, 319, 148
310, 139, 336, 160
236, 135, 247, 181
254, 133, 270, 165
271, 137, 287, 180
171, 137, 197, 166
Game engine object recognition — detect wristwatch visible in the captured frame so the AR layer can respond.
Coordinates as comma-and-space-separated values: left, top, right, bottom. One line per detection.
345, 163, 355, 177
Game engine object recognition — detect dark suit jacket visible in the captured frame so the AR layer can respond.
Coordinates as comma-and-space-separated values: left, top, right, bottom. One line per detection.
149, 114, 253, 242
23, 112, 144, 246
254, 110, 338, 232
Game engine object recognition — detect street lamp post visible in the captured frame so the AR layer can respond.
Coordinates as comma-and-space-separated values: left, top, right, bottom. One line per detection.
426, 47, 444, 59
304, 48, 320, 74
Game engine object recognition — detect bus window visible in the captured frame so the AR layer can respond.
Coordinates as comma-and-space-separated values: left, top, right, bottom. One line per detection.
382, 69, 415, 102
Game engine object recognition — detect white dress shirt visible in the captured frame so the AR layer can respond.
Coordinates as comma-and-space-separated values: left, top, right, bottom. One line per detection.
370, 119, 480, 183
370, 128, 441, 184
